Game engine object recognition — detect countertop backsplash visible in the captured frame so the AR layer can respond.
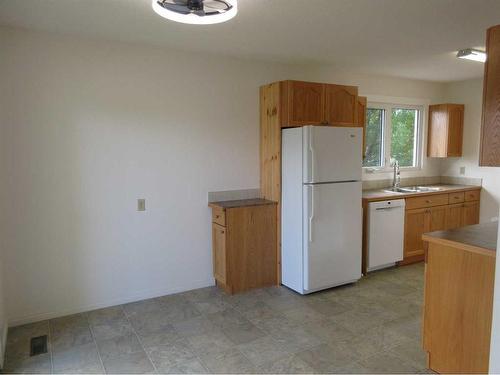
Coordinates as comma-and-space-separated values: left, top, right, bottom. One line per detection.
362, 176, 482, 191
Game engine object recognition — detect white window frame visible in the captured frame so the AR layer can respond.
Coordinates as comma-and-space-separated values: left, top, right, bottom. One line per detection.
363, 101, 424, 173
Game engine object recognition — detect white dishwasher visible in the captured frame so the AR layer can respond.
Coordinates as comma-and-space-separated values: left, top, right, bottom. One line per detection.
367, 199, 405, 272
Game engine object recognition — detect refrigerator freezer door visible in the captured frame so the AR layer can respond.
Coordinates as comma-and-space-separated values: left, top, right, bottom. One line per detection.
303, 181, 362, 293
303, 126, 362, 184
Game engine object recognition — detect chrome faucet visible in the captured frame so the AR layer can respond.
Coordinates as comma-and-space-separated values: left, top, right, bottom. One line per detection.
392, 159, 401, 189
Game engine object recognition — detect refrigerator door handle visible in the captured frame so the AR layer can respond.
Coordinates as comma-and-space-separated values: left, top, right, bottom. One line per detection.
309, 130, 314, 182
308, 187, 314, 242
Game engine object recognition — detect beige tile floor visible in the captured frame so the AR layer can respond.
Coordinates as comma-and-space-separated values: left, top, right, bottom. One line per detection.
3, 263, 428, 374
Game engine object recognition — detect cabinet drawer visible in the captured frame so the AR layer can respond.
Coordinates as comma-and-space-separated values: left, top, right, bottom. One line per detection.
448, 192, 465, 204
405, 194, 449, 210
465, 190, 480, 202
212, 207, 226, 226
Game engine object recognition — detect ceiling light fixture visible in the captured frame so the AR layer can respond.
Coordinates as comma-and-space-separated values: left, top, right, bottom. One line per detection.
152, 0, 237, 25
456, 48, 487, 63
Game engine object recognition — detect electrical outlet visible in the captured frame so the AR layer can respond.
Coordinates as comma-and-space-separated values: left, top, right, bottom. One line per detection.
491, 217, 499, 223
137, 199, 146, 211
459, 166, 466, 175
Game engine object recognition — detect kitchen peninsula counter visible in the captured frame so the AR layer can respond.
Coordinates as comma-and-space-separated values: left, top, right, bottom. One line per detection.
422, 222, 498, 373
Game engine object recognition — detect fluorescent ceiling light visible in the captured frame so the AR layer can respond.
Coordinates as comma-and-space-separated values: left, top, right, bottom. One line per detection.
456, 48, 487, 63
152, 0, 237, 25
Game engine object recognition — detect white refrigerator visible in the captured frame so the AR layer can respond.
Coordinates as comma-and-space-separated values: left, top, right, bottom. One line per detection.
281, 126, 362, 294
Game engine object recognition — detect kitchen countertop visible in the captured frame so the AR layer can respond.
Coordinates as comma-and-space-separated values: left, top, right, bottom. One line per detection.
209, 198, 277, 209
362, 184, 481, 203
423, 222, 498, 257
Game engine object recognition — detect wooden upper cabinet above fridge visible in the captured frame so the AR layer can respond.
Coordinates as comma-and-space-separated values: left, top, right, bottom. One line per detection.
480, 25, 500, 166
324, 84, 358, 127
427, 104, 464, 158
280, 80, 325, 126
279, 80, 358, 128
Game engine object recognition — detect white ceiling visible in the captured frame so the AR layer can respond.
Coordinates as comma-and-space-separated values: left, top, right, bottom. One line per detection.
1, 0, 500, 82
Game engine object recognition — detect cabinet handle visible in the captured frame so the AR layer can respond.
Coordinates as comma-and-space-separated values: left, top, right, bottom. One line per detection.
454, 196, 459, 199
426, 200, 431, 204
216, 215, 220, 218
221, 230, 225, 234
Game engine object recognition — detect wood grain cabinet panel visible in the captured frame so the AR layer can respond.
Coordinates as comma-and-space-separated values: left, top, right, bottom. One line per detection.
463, 201, 480, 226
212, 223, 227, 285
209, 201, 277, 294
465, 189, 480, 202
281, 81, 325, 126
405, 194, 449, 210
445, 203, 464, 230
423, 240, 495, 373
357, 96, 367, 158
404, 208, 430, 258
430, 206, 447, 232
428, 104, 464, 157
400, 189, 481, 265
480, 25, 500, 166
324, 84, 358, 127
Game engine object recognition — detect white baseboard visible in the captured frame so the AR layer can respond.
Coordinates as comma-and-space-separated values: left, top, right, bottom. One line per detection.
9, 278, 215, 327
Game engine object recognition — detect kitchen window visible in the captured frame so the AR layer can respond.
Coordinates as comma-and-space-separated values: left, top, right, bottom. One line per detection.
363, 103, 423, 170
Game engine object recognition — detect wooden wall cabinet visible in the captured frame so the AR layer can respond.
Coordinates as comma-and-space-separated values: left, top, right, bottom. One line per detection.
324, 84, 358, 126
278, 80, 359, 128
357, 96, 368, 158
209, 200, 277, 294
480, 25, 500, 166
427, 104, 464, 157
282, 81, 324, 126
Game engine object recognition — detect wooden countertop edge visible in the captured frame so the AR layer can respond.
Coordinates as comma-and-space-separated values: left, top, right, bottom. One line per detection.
362, 186, 481, 204
422, 234, 496, 258
208, 199, 278, 209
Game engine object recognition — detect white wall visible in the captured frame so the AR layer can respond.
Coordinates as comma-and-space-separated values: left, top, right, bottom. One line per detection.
1, 26, 448, 326
0, 56, 11, 364
441, 79, 500, 223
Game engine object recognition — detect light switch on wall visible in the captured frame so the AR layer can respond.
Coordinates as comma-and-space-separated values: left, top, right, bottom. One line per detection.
137, 199, 146, 211
460, 166, 466, 175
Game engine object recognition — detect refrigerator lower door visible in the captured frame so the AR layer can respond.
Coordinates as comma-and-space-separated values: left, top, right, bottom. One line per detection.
303, 126, 362, 184
303, 181, 362, 293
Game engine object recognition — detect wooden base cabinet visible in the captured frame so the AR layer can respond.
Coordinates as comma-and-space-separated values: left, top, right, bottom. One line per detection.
209, 200, 278, 294
423, 225, 497, 374
401, 189, 481, 265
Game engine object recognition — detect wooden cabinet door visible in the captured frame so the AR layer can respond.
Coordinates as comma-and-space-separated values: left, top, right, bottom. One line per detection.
286, 81, 325, 126
427, 105, 448, 157
404, 208, 431, 258
447, 105, 464, 157
357, 96, 367, 158
463, 201, 480, 226
430, 206, 447, 232
480, 25, 500, 166
324, 84, 358, 126
445, 203, 464, 230
212, 223, 227, 284
427, 104, 464, 157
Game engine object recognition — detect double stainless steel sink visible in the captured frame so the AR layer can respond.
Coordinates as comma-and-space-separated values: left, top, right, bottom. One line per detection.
384, 186, 444, 194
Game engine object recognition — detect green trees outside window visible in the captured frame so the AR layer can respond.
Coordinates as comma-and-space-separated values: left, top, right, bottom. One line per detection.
363, 105, 420, 169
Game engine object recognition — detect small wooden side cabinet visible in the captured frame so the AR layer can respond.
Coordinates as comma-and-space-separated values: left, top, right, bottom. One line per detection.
428, 104, 464, 157
208, 199, 278, 294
